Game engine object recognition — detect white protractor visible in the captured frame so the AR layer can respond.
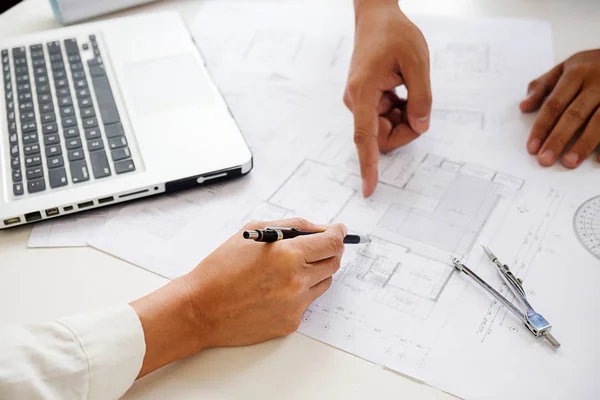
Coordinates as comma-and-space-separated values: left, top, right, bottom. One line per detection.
573, 195, 600, 260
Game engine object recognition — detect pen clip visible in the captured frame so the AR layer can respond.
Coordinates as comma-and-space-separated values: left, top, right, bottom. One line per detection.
264, 226, 300, 232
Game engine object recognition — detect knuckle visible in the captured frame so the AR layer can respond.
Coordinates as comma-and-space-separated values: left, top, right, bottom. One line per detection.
346, 75, 364, 96
327, 234, 345, 255
544, 98, 565, 114
283, 318, 302, 336
289, 273, 307, 294
343, 89, 353, 109
288, 217, 309, 230
565, 105, 586, 121
354, 127, 374, 146
570, 64, 592, 76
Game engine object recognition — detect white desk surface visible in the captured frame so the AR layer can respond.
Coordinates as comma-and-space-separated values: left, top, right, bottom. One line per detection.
1, 0, 598, 398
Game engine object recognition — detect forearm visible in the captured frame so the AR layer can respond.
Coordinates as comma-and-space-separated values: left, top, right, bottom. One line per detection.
131, 277, 207, 379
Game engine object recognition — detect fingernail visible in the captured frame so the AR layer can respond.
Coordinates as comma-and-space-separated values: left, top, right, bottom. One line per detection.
563, 152, 579, 167
415, 116, 430, 133
539, 149, 554, 165
528, 138, 541, 154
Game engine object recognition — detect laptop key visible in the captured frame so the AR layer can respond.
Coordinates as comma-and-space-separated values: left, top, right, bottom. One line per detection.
44, 134, 60, 146
32, 59, 46, 68
25, 155, 42, 168
91, 75, 120, 124
48, 167, 68, 188
89, 64, 106, 77
20, 111, 35, 122
79, 97, 92, 108
68, 149, 85, 162
58, 96, 72, 107
48, 155, 64, 169
11, 157, 20, 169
114, 159, 136, 174
66, 137, 82, 150
53, 69, 65, 79
12, 169, 22, 182
21, 122, 37, 133
27, 178, 46, 194
60, 106, 74, 117
83, 117, 98, 129
104, 122, 124, 138
17, 83, 31, 93
64, 127, 80, 139
49, 54, 62, 63
26, 166, 43, 180
76, 88, 90, 98
47, 41, 61, 54
88, 138, 104, 151
35, 74, 47, 85
18, 92, 32, 102
41, 103, 54, 113
56, 87, 70, 98
22, 133, 39, 145
10, 145, 19, 157
64, 39, 78, 55
46, 144, 62, 156
81, 108, 95, 118
9, 133, 17, 145
38, 93, 51, 103
24, 144, 40, 156
13, 183, 24, 196
62, 117, 76, 127
70, 159, 90, 183
41, 113, 56, 123
108, 136, 127, 150
42, 123, 58, 135
111, 147, 131, 162
90, 150, 111, 179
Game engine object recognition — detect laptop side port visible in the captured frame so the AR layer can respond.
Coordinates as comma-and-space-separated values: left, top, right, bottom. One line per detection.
78, 201, 94, 209
45, 208, 59, 217
24, 211, 42, 222
98, 196, 114, 204
3, 217, 21, 226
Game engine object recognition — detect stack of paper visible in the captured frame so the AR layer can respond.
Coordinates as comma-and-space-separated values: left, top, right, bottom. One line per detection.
30, 2, 600, 398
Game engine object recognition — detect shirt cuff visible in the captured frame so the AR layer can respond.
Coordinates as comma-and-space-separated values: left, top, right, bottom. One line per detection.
58, 304, 146, 400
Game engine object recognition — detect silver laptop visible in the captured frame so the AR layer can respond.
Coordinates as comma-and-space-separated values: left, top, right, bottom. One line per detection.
0, 11, 253, 229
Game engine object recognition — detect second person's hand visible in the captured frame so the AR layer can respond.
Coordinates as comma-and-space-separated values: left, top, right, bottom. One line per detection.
346, 0, 432, 197
520, 49, 600, 168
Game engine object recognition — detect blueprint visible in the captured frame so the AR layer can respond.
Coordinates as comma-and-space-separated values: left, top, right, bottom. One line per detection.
56, 2, 600, 398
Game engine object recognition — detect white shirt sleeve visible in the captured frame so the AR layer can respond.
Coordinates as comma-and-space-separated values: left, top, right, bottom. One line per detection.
0, 304, 146, 400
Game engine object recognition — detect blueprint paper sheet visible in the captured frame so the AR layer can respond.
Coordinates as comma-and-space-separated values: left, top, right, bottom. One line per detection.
88, 2, 600, 398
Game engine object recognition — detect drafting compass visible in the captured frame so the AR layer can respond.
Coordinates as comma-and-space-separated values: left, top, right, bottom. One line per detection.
452, 245, 560, 349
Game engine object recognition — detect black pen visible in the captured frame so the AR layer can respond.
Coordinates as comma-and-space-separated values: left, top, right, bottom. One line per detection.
243, 226, 371, 244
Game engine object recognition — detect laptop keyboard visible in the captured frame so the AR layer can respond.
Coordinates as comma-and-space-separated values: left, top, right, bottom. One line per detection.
3, 34, 135, 197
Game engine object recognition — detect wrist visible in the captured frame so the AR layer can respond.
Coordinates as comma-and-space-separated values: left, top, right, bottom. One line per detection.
131, 278, 208, 378
354, 0, 399, 21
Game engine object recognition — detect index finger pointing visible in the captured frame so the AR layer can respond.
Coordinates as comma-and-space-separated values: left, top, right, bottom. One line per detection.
294, 223, 347, 263
352, 87, 380, 197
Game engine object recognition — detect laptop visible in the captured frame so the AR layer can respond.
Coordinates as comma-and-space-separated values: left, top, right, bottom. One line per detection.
0, 11, 253, 229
